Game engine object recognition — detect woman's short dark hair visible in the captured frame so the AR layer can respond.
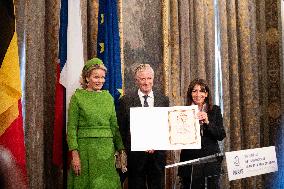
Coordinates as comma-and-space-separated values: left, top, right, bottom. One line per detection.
186, 78, 213, 110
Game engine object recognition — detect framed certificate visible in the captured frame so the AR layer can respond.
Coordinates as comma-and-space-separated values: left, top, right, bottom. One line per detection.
168, 106, 199, 145
130, 106, 201, 151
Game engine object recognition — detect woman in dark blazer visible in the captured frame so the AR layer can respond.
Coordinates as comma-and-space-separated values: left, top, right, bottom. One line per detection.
178, 78, 226, 189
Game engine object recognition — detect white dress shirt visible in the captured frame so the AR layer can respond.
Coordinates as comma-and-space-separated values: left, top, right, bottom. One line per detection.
138, 89, 154, 107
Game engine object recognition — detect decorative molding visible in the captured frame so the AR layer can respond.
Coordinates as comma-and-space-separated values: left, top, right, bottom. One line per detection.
162, 0, 170, 97
118, 0, 125, 95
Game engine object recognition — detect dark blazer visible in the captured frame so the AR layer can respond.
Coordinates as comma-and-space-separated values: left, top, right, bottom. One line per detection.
117, 90, 170, 189
178, 105, 226, 177
117, 91, 169, 152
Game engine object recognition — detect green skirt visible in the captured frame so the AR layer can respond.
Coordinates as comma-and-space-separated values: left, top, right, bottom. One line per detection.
67, 138, 121, 189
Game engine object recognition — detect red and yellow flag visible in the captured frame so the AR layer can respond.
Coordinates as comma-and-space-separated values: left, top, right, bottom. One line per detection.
0, 0, 27, 179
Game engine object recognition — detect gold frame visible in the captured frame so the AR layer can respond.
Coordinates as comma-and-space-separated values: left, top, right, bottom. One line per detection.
118, 0, 125, 95
162, 0, 170, 97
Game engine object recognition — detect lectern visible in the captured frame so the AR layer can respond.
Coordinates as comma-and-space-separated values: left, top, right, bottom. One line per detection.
165, 153, 225, 189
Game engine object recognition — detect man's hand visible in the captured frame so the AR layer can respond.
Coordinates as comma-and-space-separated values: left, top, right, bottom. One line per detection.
146, 149, 155, 154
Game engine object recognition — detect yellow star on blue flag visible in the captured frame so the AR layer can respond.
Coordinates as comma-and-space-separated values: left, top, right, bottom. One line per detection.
97, 0, 122, 107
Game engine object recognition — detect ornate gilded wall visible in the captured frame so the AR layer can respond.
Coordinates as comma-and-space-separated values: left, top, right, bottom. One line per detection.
122, 0, 164, 95
18, 0, 283, 188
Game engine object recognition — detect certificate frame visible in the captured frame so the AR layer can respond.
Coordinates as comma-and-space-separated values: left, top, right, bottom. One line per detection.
130, 105, 201, 151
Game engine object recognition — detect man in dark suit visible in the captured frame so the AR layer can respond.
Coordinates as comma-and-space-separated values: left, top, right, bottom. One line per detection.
117, 64, 169, 189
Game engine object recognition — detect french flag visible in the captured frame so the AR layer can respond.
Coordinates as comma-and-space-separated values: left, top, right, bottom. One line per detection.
53, 0, 84, 167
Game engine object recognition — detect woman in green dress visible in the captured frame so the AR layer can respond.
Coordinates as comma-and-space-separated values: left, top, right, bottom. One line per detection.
67, 58, 125, 189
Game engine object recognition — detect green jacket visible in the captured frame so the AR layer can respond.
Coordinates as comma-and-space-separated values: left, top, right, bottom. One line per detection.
67, 89, 124, 151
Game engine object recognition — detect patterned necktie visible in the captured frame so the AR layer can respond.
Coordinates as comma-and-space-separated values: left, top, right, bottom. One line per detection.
143, 95, 149, 107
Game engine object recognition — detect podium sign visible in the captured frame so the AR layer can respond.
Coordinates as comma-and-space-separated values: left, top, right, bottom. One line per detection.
225, 146, 278, 181
130, 106, 201, 151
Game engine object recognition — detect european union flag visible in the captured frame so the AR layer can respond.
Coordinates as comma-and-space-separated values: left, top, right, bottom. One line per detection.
97, 0, 122, 106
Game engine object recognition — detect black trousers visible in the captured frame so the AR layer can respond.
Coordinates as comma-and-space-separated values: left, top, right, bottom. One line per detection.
179, 163, 221, 189
127, 151, 166, 189
180, 175, 220, 189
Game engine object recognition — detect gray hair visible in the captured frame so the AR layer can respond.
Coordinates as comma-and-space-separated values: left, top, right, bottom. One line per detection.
134, 64, 154, 78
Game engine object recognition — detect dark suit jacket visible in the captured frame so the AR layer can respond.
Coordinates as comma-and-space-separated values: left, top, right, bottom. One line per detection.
178, 105, 226, 177
117, 90, 169, 152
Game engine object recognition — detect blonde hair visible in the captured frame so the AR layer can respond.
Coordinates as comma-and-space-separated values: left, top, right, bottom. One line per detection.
80, 64, 107, 89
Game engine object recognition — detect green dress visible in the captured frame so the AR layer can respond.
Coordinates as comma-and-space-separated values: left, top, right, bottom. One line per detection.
67, 89, 124, 189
